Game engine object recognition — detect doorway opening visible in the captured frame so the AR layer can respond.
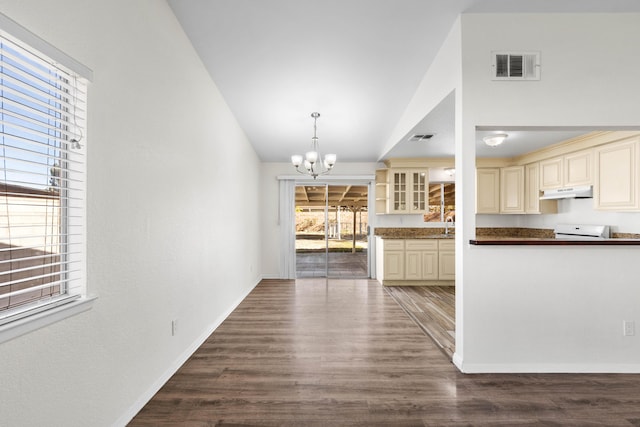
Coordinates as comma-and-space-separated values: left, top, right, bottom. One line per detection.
295, 184, 369, 278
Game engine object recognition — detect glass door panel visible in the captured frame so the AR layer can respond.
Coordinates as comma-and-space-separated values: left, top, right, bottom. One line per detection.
295, 184, 328, 278
392, 172, 407, 212
413, 171, 427, 211
326, 185, 369, 278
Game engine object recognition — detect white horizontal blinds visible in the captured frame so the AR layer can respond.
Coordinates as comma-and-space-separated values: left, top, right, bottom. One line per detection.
0, 33, 87, 321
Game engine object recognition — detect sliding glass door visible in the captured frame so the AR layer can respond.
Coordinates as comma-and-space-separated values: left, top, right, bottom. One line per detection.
295, 183, 369, 278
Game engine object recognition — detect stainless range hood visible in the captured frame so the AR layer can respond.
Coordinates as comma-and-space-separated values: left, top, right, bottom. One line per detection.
540, 185, 593, 200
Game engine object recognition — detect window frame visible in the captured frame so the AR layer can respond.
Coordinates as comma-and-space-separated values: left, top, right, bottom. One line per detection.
425, 181, 455, 223
0, 12, 93, 344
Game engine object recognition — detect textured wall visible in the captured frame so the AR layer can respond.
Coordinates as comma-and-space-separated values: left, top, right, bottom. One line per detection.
0, 1, 261, 425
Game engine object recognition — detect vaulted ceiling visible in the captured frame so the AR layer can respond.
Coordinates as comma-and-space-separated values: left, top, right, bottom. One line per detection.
167, 0, 640, 162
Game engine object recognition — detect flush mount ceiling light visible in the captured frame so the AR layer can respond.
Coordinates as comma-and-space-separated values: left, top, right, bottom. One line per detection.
291, 112, 336, 179
483, 133, 508, 147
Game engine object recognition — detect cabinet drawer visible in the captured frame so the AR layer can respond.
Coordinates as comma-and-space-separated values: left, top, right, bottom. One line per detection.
438, 239, 455, 250
405, 239, 438, 251
384, 240, 405, 251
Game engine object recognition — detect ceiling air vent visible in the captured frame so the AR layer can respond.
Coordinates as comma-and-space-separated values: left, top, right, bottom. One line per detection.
491, 51, 540, 81
408, 134, 435, 142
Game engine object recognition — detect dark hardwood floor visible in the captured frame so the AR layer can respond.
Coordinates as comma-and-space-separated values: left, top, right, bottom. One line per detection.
385, 285, 455, 358
130, 279, 640, 426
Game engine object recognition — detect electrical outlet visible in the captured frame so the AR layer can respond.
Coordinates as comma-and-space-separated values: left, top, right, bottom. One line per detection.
623, 320, 635, 336
172, 319, 178, 336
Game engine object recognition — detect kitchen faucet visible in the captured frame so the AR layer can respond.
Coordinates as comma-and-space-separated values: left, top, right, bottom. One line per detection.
445, 216, 455, 235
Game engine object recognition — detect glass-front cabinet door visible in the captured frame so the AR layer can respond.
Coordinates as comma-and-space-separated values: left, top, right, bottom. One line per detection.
391, 171, 408, 212
412, 171, 427, 211
390, 169, 428, 214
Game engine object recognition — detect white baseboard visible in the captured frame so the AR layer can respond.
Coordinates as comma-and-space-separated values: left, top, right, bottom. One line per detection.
113, 276, 262, 427
461, 363, 640, 373
452, 352, 464, 372
450, 354, 640, 374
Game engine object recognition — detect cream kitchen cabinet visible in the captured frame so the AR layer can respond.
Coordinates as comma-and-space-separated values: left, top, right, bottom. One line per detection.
594, 136, 640, 211
382, 239, 405, 280
540, 150, 593, 190
405, 240, 438, 280
525, 163, 557, 214
380, 238, 454, 285
478, 165, 557, 215
389, 169, 429, 214
500, 166, 525, 214
476, 168, 500, 214
539, 157, 563, 190
564, 150, 593, 187
437, 240, 455, 281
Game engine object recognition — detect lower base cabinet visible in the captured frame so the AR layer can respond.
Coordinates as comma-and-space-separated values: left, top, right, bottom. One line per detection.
380, 238, 454, 285
405, 240, 438, 280
383, 242, 405, 280
437, 240, 455, 281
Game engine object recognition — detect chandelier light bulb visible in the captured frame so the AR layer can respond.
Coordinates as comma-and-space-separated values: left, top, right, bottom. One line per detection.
324, 153, 336, 168
305, 150, 318, 164
291, 155, 303, 167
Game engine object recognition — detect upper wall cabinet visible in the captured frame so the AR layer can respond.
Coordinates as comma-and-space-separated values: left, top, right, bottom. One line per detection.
539, 149, 593, 190
500, 166, 525, 214
594, 137, 640, 211
564, 150, 593, 187
390, 169, 429, 214
376, 167, 429, 214
376, 159, 454, 215
525, 162, 558, 214
539, 157, 563, 190
476, 163, 557, 215
476, 168, 500, 214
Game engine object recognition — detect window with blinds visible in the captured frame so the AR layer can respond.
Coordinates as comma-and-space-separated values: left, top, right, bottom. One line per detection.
0, 31, 88, 326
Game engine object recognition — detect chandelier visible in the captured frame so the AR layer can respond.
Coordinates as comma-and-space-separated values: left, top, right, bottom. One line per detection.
291, 112, 336, 179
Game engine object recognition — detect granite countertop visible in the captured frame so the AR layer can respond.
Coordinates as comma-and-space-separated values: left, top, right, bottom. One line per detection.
471, 228, 640, 244
375, 227, 640, 245
470, 237, 640, 246
374, 227, 454, 239
374, 227, 551, 240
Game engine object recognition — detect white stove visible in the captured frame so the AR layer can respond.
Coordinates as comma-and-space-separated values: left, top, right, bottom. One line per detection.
554, 224, 610, 240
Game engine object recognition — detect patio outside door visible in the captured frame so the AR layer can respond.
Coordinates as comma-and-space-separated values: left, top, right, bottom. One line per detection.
295, 183, 369, 278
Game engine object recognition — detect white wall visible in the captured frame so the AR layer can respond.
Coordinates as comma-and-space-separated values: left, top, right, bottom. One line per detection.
457, 13, 640, 372
462, 13, 640, 127
463, 245, 640, 372
381, 18, 462, 159
0, 1, 261, 425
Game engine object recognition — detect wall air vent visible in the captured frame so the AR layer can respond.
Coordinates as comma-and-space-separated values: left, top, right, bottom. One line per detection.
408, 134, 435, 142
491, 51, 540, 81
